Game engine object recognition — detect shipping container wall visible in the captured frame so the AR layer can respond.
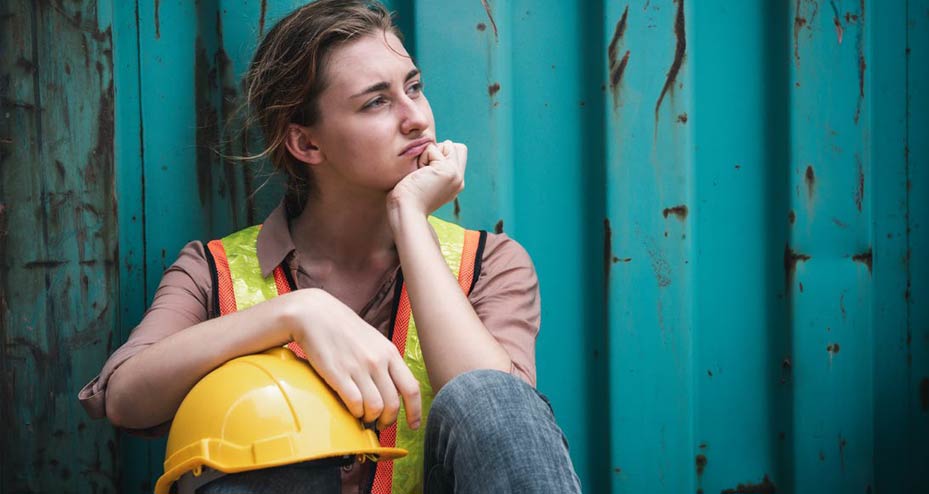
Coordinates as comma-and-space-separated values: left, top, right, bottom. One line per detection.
1, 1, 926, 493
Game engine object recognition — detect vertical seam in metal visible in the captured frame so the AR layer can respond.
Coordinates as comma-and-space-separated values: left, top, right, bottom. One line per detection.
135, 0, 148, 303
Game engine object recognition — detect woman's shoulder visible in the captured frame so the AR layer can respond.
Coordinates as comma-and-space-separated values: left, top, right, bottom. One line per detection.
472, 230, 538, 291
481, 231, 533, 264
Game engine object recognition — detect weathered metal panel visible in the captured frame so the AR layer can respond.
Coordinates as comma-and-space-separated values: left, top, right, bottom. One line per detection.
2, 1, 927, 493
0, 0, 119, 492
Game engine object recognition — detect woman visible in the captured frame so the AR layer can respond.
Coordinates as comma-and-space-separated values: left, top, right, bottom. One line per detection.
79, 1, 580, 492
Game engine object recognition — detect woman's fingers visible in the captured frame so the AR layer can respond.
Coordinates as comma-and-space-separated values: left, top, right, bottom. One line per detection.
389, 357, 422, 429
373, 367, 401, 430
325, 370, 365, 420
353, 371, 385, 424
418, 143, 444, 167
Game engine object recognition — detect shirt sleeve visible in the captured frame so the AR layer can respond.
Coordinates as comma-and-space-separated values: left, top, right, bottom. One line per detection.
467, 233, 541, 387
77, 241, 213, 433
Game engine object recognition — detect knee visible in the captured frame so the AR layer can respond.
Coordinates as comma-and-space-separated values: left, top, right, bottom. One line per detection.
428, 369, 553, 440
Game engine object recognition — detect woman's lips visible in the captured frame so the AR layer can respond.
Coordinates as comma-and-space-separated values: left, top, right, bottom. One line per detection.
400, 139, 433, 157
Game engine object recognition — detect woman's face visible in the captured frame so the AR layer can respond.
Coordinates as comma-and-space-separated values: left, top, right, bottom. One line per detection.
309, 31, 435, 193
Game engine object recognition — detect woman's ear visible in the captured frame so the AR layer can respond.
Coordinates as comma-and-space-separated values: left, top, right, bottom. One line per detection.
284, 124, 324, 165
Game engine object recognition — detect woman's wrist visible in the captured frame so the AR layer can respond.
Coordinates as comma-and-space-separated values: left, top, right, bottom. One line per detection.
277, 289, 323, 342
386, 194, 429, 234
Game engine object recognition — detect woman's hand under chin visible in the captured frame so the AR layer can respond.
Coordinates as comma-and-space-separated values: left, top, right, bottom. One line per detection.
386, 140, 467, 226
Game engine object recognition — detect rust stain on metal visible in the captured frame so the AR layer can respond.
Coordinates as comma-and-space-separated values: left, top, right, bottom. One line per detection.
852, 249, 872, 273
832, 217, 848, 228
646, 243, 672, 288
830, 1, 844, 43
655, 0, 686, 124
613, 256, 632, 263
696, 454, 707, 476
494, 219, 504, 234
855, 154, 864, 211
854, 0, 865, 124
840, 293, 847, 320
838, 434, 847, 471
721, 474, 776, 494
662, 205, 688, 220
476, 22, 486, 31
804, 165, 815, 199
607, 6, 630, 108
788, 210, 796, 225
154, 0, 161, 39
676, 113, 688, 123
480, 0, 499, 41
827, 343, 840, 354
799, 282, 804, 292
784, 244, 811, 292
793, 12, 806, 66
488, 82, 501, 97
920, 378, 929, 412
259, 0, 268, 36
819, 450, 826, 461
453, 198, 461, 221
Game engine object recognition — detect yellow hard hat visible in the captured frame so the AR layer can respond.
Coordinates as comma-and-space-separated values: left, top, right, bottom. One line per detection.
154, 347, 406, 494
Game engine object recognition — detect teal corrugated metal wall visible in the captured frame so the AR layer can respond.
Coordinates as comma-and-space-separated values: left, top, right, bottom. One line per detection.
2, 1, 927, 492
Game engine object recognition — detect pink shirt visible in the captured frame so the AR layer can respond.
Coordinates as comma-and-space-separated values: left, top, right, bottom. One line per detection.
79, 203, 541, 493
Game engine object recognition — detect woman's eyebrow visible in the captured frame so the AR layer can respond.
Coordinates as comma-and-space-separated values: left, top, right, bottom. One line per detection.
350, 68, 420, 98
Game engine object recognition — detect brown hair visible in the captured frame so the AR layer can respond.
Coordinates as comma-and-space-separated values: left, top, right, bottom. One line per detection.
241, 0, 400, 215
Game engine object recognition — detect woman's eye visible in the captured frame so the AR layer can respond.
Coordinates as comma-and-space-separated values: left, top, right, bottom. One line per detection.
407, 81, 424, 96
364, 97, 387, 110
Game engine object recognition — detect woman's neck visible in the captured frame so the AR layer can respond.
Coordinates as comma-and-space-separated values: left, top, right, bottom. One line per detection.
289, 189, 398, 272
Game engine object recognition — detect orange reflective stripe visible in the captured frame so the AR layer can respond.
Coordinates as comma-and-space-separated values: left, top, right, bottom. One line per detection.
372, 282, 412, 494
372, 229, 480, 494
457, 229, 480, 295
206, 239, 237, 316
273, 266, 292, 295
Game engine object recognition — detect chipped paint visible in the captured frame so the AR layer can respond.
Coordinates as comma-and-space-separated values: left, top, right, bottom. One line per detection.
784, 244, 811, 292
852, 249, 873, 273
662, 205, 688, 220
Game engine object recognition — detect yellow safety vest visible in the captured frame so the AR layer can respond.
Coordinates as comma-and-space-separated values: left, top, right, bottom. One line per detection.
205, 216, 486, 494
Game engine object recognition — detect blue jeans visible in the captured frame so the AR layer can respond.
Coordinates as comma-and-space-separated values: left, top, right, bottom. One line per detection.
197, 370, 581, 493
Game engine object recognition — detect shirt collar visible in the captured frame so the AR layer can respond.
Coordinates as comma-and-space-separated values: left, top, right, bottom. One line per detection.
256, 201, 296, 277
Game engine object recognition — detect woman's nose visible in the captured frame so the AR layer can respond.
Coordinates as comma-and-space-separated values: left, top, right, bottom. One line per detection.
399, 97, 429, 134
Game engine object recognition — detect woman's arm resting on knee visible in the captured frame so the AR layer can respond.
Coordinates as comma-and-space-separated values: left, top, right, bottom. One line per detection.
387, 142, 513, 391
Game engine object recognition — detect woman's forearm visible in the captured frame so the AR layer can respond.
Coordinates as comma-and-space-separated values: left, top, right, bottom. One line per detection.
104, 292, 304, 429
390, 206, 512, 390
